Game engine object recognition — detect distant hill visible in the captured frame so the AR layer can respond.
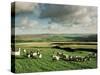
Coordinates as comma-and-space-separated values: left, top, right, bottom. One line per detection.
13, 34, 97, 42
72, 34, 97, 42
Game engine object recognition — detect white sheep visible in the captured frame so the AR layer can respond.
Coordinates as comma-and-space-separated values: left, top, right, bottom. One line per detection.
52, 55, 60, 61
23, 49, 26, 53
64, 55, 69, 59
27, 54, 31, 58
75, 56, 84, 62
38, 54, 42, 58
11, 48, 21, 56
94, 53, 97, 57
32, 52, 37, 57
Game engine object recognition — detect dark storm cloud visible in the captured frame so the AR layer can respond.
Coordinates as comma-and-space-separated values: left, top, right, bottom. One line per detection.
39, 4, 79, 18
39, 4, 97, 26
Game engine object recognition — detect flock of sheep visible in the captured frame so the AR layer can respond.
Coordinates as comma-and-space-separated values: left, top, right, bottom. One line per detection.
12, 48, 97, 62
23, 49, 42, 59
52, 51, 97, 62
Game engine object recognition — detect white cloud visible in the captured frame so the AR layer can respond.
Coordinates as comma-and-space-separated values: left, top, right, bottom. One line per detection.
18, 16, 40, 29
14, 2, 39, 15
13, 3, 97, 35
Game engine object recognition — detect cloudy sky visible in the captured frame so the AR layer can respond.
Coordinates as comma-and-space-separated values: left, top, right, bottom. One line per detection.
11, 2, 97, 35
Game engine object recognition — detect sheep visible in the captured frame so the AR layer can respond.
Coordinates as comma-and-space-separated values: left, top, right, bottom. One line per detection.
56, 52, 63, 59
64, 55, 69, 59
73, 56, 85, 62
27, 54, 31, 58
68, 55, 74, 61
38, 54, 42, 58
23, 49, 27, 56
52, 51, 92, 62
74, 56, 80, 61
23, 49, 26, 53
52, 51, 64, 61
52, 53, 60, 61
57, 52, 62, 56
30, 50, 43, 59
87, 52, 97, 58
32, 52, 37, 56
60, 53, 69, 60
37, 50, 42, 58
66, 55, 84, 62
56, 52, 74, 61
25, 51, 36, 58
84, 56, 91, 61
11, 48, 21, 56
92, 52, 97, 57
31, 52, 37, 58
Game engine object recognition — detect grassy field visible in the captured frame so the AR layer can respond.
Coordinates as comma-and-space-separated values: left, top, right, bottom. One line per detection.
11, 34, 97, 73
12, 42, 97, 73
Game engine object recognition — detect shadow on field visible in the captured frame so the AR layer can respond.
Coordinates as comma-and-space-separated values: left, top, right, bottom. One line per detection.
52, 45, 97, 53
76, 48, 97, 53
52, 45, 74, 52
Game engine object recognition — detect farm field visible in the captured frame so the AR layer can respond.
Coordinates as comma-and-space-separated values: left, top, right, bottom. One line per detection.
15, 42, 97, 49
12, 42, 97, 73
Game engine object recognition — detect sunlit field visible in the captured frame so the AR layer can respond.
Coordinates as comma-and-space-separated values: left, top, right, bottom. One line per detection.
11, 41, 97, 73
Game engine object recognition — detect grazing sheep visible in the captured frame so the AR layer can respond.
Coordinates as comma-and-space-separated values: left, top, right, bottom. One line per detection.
27, 54, 31, 58
61, 53, 69, 60
83, 55, 91, 61
52, 55, 60, 61
38, 54, 42, 58
66, 55, 84, 62
75, 56, 80, 61
75, 56, 84, 62
83, 58, 87, 61
30, 50, 43, 59
37, 50, 42, 58
88, 52, 97, 58
56, 52, 63, 59
92, 52, 97, 57
68, 55, 74, 61
52, 51, 93, 62
32, 52, 37, 56
23, 49, 26, 53
31, 52, 37, 58
64, 55, 69, 59
23, 49, 27, 56
11, 48, 21, 56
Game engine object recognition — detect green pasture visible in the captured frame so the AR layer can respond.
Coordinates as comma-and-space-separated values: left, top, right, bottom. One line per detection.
12, 43, 97, 73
